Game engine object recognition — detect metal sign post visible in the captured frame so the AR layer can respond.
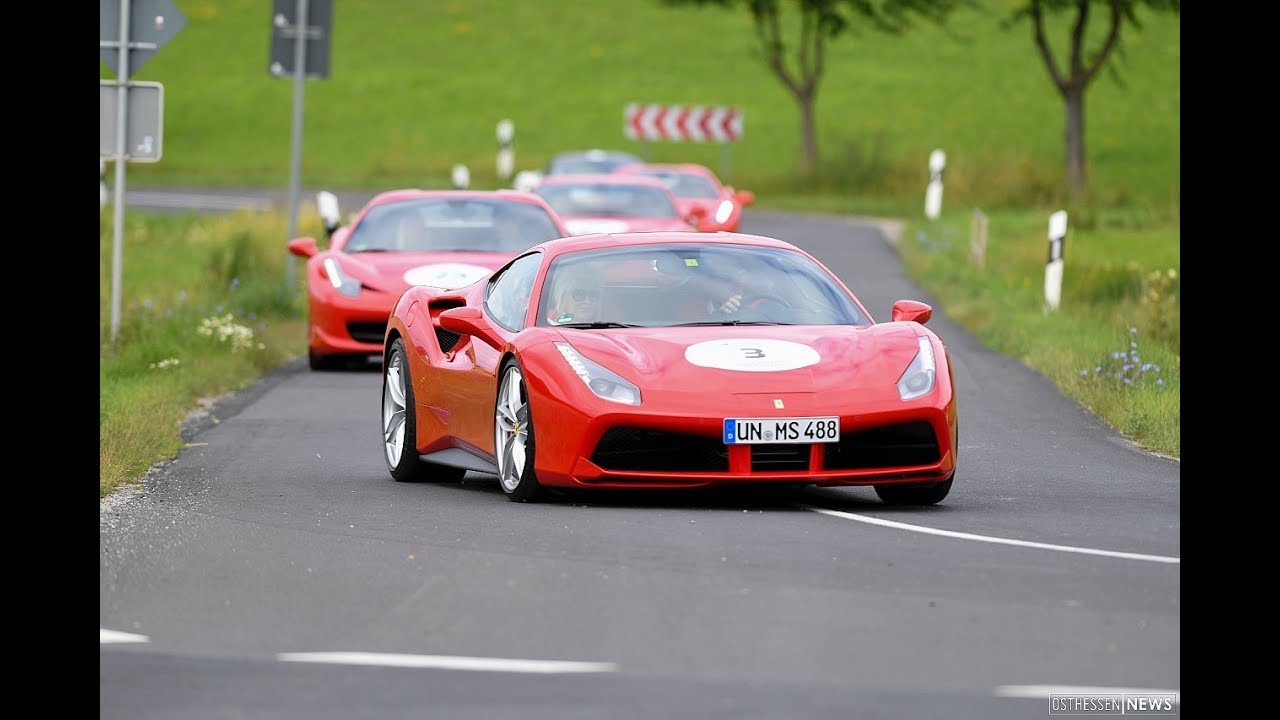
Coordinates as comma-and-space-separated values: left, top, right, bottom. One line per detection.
99, 0, 186, 346
270, 0, 333, 292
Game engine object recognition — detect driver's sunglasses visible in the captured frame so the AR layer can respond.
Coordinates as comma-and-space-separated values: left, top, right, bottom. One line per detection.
570, 288, 601, 302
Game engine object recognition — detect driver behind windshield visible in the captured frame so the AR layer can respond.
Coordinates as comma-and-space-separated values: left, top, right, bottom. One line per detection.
545, 264, 603, 325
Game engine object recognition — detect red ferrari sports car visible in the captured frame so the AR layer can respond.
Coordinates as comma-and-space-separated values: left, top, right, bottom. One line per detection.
613, 162, 755, 232
533, 173, 701, 236
288, 189, 568, 370
380, 231, 958, 505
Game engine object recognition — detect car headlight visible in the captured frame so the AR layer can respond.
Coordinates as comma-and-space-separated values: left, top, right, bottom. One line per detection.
897, 336, 936, 400
323, 258, 362, 298
714, 200, 734, 224
555, 342, 641, 405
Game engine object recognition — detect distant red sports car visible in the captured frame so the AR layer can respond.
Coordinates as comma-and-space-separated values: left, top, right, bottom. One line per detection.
545, 149, 643, 176
533, 173, 700, 236
613, 162, 755, 232
288, 189, 568, 370
380, 231, 958, 505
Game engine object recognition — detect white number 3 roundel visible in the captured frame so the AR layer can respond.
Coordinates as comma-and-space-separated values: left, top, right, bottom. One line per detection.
684, 338, 819, 372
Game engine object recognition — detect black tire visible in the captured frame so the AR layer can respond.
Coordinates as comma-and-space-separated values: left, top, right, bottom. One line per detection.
874, 473, 954, 506
381, 339, 466, 483
493, 357, 545, 502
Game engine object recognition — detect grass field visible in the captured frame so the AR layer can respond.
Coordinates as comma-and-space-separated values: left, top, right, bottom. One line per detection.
105, 0, 1178, 211
100, 0, 1179, 497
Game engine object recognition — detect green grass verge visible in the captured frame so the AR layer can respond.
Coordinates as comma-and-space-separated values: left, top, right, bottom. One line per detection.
897, 206, 1178, 458
100, 210, 316, 497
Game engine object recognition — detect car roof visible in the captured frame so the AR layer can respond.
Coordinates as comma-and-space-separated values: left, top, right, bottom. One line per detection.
615, 162, 717, 178
550, 149, 641, 161
365, 188, 548, 206
535, 173, 672, 188
529, 230, 798, 261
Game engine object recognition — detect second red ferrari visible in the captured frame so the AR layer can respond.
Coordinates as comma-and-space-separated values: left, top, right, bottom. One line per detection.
288, 189, 568, 370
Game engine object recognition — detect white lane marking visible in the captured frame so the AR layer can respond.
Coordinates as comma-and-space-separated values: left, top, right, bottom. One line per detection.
801, 506, 1180, 564
101, 629, 149, 644
277, 652, 618, 674
995, 685, 1179, 700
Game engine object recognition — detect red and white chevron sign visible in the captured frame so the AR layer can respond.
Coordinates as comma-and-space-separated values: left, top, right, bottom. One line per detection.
624, 104, 744, 143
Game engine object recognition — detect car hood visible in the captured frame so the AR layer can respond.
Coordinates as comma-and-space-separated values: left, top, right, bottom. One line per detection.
561, 216, 694, 236
559, 323, 925, 396
332, 251, 512, 293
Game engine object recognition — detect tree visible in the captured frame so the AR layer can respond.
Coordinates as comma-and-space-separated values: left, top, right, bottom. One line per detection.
660, 0, 965, 175
1002, 0, 1180, 200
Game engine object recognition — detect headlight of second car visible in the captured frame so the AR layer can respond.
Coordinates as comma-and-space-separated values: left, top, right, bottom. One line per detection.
323, 258, 362, 298
714, 200, 734, 224
897, 336, 936, 401
555, 342, 641, 405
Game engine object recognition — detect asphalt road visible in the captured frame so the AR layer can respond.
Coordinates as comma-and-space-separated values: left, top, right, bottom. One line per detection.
101, 194, 1180, 719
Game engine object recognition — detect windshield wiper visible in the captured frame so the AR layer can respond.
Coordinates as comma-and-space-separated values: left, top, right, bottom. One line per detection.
555, 321, 642, 329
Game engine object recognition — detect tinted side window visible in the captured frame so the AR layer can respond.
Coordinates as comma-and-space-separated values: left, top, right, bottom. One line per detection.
486, 252, 543, 331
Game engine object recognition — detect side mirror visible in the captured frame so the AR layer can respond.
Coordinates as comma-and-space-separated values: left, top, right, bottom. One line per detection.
316, 191, 342, 238
438, 306, 503, 349
890, 299, 932, 325
287, 236, 320, 259
736, 189, 755, 206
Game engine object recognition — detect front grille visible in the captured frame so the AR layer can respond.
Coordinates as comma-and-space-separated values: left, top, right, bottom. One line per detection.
588, 421, 940, 476
591, 427, 728, 472
823, 421, 939, 470
347, 321, 387, 344
750, 444, 810, 472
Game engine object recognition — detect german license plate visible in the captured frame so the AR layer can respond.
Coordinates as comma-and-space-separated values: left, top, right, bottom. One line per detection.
723, 417, 840, 445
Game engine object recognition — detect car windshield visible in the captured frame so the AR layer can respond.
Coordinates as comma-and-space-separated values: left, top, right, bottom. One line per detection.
536, 243, 870, 328
536, 183, 679, 219
343, 198, 563, 254
636, 171, 720, 199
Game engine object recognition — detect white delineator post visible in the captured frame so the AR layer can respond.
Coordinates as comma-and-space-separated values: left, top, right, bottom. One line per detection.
1044, 210, 1068, 312
496, 119, 515, 185
512, 170, 541, 193
970, 208, 988, 269
451, 164, 471, 189
925, 149, 946, 220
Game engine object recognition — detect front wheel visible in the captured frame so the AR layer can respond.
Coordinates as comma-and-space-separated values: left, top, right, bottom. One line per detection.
382, 339, 465, 483
874, 474, 954, 506
493, 358, 545, 502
